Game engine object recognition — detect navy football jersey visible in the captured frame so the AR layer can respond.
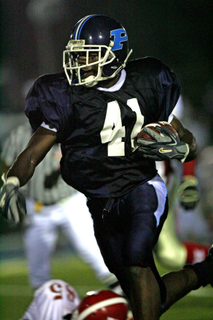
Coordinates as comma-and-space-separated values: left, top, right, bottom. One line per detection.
25, 57, 180, 198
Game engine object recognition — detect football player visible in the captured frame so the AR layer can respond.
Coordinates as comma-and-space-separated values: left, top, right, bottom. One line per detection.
19, 279, 80, 320
154, 97, 210, 269
155, 157, 210, 268
1, 14, 213, 320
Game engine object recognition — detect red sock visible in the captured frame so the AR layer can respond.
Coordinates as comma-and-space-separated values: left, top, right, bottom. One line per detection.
183, 159, 196, 176
184, 242, 209, 264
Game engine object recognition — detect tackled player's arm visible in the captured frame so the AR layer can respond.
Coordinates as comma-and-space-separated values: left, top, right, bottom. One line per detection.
170, 115, 197, 162
6, 126, 57, 186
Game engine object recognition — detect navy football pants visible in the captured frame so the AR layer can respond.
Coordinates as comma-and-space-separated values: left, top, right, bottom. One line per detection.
87, 174, 168, 300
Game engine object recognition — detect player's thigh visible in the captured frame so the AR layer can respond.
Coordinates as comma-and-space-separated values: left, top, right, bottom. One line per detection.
87, 175, 168, 266
24, 200, 58, 250
87, 197, 125, 271
61, 193, 94, 243
123, 177, 168, 266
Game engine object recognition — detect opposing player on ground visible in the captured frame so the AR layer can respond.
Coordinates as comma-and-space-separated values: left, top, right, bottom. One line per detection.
19, 279, 80, 320
71, 290, 129, 320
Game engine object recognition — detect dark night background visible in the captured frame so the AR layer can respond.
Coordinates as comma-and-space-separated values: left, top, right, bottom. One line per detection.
0, 4, 213, 317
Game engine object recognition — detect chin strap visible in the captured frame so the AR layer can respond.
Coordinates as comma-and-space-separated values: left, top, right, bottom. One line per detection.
117, 49, 133, 74
83, 75, 98, 87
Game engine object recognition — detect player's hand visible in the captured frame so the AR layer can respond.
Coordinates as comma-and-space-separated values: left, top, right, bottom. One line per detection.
177, 175, 200, 210
137, 126, 189, 162
0, 175, 26, 224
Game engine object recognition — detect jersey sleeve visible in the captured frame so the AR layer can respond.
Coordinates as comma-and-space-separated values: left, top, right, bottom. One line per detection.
154, 59, 181, 121
25, 74, 71, 141
126, 57, 181, 123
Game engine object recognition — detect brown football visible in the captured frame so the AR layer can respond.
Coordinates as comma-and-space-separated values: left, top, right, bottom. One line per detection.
137, 121, 179, 141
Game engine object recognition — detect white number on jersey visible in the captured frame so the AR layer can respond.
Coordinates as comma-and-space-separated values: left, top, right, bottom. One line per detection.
100, 98, 144, 156
50, 282, 77, 302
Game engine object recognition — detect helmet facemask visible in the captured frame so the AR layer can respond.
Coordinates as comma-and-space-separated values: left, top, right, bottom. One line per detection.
63, 39, 132, 87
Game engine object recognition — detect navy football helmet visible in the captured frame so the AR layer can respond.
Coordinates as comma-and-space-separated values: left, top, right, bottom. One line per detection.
63, 14, 132, 87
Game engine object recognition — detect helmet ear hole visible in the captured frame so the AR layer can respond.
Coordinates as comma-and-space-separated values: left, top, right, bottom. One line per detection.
102, 62, 119, 77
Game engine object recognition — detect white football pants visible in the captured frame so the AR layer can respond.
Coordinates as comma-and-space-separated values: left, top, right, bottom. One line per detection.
23, 192, 115, 289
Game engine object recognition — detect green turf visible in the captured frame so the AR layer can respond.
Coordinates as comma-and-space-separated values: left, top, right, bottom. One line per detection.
0, 254, 212, 319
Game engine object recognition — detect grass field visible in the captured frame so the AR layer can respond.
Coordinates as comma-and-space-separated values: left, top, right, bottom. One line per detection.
0, 253, 212, 320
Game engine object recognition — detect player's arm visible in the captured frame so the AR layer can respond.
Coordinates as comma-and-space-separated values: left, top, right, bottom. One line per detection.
167, 113, 199, 210
170, 115, 197, 162
177, 159, 200, 210
6, 126, 57, 185
0, 126, 57, 223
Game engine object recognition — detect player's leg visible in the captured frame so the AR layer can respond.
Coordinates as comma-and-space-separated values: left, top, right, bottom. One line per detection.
60, 192, 122, 292
161, 267, 198, 312
125, 265, 162, 320
124, 177, 213, 319
88, 175, 168, 320
155, 208, 210, 268
87, 196, 132, 296
154, 205, 187, 269
183, 241, 210, 263
162, 245, 213, 313
154, 163, 188, 269
23, 200, 58, 289
122, 176, 168, 320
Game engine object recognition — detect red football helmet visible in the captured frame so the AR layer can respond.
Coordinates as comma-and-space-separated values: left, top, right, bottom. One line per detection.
72, 290, 129, 320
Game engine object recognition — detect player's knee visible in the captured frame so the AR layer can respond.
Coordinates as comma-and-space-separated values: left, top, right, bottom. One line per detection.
125, 246, 153, 267
125, 265, 167, 314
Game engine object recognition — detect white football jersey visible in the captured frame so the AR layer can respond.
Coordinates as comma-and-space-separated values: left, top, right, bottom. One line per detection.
20, 279, 80, 320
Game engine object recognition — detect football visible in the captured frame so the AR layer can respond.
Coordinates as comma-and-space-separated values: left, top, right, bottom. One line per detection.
137, 121, 179, 141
